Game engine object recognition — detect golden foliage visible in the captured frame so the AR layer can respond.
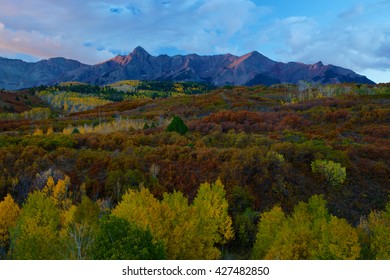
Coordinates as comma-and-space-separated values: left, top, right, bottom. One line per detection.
46, 127, 54, 135
252, 195, 361, 260
42, 176, 72, 211
33, 128, 44, 136
112, 180, 234, 259
11, 191, 62, 259
0, 194, 20, 247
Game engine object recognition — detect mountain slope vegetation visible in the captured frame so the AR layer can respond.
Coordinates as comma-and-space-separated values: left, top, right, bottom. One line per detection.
0, 81, 389, 259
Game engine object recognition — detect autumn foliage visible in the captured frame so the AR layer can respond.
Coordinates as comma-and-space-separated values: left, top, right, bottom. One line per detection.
0, 82, 389, 259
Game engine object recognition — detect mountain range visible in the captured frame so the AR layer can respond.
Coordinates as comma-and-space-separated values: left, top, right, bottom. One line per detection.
0, 46, 374, 90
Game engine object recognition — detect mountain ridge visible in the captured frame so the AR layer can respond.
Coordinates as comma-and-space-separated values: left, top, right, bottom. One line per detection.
0, 46, 375, 90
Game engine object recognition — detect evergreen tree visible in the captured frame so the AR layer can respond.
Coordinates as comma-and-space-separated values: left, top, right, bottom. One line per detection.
166, 116, 188, 135
72, 127, 80, 134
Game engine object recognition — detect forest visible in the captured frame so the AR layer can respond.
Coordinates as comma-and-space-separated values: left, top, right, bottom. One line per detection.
0, 81, 389, 260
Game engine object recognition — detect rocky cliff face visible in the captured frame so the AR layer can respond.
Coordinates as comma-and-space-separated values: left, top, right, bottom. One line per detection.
0, 47, 374, 90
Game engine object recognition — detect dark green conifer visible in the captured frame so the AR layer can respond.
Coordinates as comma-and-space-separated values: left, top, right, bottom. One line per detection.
166, 116, 188, 135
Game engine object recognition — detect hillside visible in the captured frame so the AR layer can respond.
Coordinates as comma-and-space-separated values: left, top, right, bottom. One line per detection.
0, 89, 48, 113
0, 82, 389, 260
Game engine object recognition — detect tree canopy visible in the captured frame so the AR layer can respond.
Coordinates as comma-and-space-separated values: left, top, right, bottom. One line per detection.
91, 216, 166, 260
0, 194, 20, 257
11, 191, 62, 259
112, 180, 233, 259
252, 195, 360, 260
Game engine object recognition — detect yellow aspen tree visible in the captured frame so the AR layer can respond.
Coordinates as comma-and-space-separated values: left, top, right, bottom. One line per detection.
160, 191, 200, 259
46, 127, 54, 135
113, 180, 234, 260
43, 176, 72, 211
0, 194, 20, 251
252, 206, 286, 259
63, 101, 69, 112
193, 179, 234, 248
113, 189, 198, 259
61, 196, 100, 260
11, 191, 62, 259
320, 216, 360, 259
359, 201, 390, 259
33, 128, 43, 136
63, 126, 73, 135
112, 188, 161, 231
252, 195, 361, 260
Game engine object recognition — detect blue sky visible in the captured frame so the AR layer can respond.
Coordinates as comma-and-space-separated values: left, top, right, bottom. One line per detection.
0, 0, 389, 82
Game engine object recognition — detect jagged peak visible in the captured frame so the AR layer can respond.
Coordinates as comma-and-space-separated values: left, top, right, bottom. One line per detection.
106, 54, 128, 65
0, 48, 376, 90
228, 50, 274, 68
248, 50, 261, 56
131, 46, 150, 56
241, 51, 275, 62
310, 61, 325, 70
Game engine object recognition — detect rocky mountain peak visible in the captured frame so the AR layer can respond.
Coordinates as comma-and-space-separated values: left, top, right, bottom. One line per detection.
131, 46, 150, 57
0, 47, 375, 90
310, 61, 324, 70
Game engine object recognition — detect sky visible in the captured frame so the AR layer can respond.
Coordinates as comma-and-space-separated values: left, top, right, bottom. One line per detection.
0, 0, 389, 83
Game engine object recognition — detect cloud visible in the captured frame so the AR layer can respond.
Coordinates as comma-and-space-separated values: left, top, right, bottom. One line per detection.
0, 21, 113, 64
109, 7, 124, 14
338, 4, 364, 20
0, 0, 271, 63
258, 2, 390, 76
376, 35, 390, 59
361, 68, 390, 83
108, 5, 142, 15
0, 0, 388, 83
